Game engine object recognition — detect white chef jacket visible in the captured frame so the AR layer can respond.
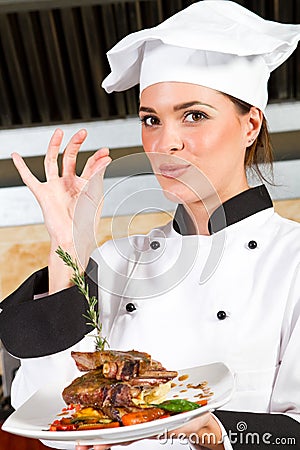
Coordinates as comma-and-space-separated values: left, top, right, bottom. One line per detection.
9, 190, 300, 449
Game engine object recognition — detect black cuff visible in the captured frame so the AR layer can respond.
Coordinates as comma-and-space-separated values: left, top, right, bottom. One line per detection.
0, 259, 98, 358
215, 410, 299, 448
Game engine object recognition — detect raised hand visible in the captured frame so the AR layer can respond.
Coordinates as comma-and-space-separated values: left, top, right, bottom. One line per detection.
12, 128, 111, 292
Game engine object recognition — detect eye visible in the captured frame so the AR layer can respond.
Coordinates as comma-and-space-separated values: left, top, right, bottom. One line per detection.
184, 111, 208, 123
140, 115, 160, 127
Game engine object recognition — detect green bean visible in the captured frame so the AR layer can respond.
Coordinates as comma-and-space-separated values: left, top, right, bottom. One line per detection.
153, 399, 201, 412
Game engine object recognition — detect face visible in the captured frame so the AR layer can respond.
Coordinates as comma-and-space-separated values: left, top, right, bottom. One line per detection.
139, 82, 258, 207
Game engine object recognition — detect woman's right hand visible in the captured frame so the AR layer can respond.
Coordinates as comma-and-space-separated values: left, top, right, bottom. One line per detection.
12, 128, 111, 292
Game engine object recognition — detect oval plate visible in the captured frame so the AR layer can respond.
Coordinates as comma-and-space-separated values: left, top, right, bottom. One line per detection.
2, 362, 234, 448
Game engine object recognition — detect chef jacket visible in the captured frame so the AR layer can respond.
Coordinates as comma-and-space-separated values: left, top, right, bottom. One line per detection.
1, 185, 300, 449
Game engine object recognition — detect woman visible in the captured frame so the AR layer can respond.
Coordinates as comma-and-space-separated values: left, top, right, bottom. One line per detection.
1, 1, 300, 449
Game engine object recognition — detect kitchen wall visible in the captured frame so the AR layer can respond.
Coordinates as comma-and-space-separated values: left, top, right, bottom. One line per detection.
0, 211, 172, 301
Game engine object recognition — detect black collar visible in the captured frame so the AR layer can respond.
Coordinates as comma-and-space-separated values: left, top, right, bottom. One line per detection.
173, 185, 273, 236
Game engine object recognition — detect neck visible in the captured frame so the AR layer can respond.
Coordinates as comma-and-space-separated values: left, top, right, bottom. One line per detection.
187, 197, 220, 236
186, 182, 250, 235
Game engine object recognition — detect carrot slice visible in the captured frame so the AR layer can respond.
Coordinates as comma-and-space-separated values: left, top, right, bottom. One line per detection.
121, 408, 166, 426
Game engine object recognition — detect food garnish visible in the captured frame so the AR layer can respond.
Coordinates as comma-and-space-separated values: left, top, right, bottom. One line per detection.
152, 398, 208, 413
56, 247, 109, 351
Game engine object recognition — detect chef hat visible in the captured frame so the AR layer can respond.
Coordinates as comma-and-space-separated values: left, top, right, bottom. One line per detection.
101, 0, 300, 111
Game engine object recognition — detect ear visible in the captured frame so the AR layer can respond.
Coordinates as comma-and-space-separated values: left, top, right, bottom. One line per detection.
245, 107, 263, 147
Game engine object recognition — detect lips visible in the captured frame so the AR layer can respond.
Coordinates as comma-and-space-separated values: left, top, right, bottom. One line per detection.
158, 163, 190, 178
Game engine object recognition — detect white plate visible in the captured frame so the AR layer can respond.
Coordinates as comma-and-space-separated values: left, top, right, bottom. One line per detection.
2, 362, 234, 446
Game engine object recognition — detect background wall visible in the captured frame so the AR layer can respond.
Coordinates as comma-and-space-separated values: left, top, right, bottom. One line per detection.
0, 211, 172, 300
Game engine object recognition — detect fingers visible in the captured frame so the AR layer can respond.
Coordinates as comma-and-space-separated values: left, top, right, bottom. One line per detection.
11, 152, 40, 192
81, 147, 111, 180
12, 128, 109, 191
61, 128, 88, 177
94, 446, 112, 450
44, 128, 64, 180
164, 413, 212, 443
45, 128, 88, 179
75, 446, 111, 450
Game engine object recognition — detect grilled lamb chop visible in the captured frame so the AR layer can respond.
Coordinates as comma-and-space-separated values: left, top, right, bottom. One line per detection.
62, 368, 173, 408
71, 350, 178, 381
62, 369, 138, 408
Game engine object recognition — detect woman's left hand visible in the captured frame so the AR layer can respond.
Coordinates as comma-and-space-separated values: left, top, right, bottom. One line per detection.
75, 445, 110, 450
76, 443, 132, 450
163, 412, 224, 449
76, 446, 111, 450
75, 413, 224, 450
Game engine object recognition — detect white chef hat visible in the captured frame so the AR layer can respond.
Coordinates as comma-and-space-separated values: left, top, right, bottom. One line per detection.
101, 0, 300, 111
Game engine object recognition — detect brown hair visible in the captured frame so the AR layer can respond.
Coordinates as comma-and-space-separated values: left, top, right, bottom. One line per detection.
226, 94, 274, 183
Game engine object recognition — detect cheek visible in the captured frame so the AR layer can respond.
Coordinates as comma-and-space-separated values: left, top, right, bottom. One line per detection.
187, 121, 243, 160
142, 130, 156, 153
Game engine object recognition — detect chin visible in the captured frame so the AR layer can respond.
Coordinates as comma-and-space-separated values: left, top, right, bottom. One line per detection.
161, 185, 198, 205
159, 177, 218, 206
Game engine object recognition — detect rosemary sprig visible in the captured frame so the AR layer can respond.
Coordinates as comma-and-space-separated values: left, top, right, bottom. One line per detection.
55, 246, 109, 351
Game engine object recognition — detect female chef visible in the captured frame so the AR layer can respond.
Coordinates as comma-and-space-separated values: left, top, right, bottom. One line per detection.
1, 1, 300, 449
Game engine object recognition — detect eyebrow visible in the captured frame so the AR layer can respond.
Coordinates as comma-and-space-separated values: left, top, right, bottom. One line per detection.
174, 101, 217, 112
139, 101, 217, 114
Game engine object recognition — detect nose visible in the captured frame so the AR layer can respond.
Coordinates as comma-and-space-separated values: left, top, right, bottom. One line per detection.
155, 124, 184, 154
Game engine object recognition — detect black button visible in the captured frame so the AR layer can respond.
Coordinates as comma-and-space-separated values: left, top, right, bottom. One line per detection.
248, 240, 257, 250
217, 310, 227, 320
126, 303, 136, 313
150, 240, 160, 250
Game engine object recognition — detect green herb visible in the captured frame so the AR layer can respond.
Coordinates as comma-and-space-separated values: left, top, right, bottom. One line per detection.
152, 399, 201, 413
55, 246, 109, 351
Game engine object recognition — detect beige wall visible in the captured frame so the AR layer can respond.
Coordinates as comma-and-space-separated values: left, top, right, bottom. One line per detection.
0, 200, 300, 301
0, 211, 172, 301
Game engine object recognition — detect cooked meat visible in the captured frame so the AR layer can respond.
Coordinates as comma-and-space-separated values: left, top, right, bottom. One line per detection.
63, 350, 178, 412
62, 370, 175, 408
70, 351, 103, 371
62, 369, 141, 408
71, 350, 152, 372
71, 349, 177, 381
